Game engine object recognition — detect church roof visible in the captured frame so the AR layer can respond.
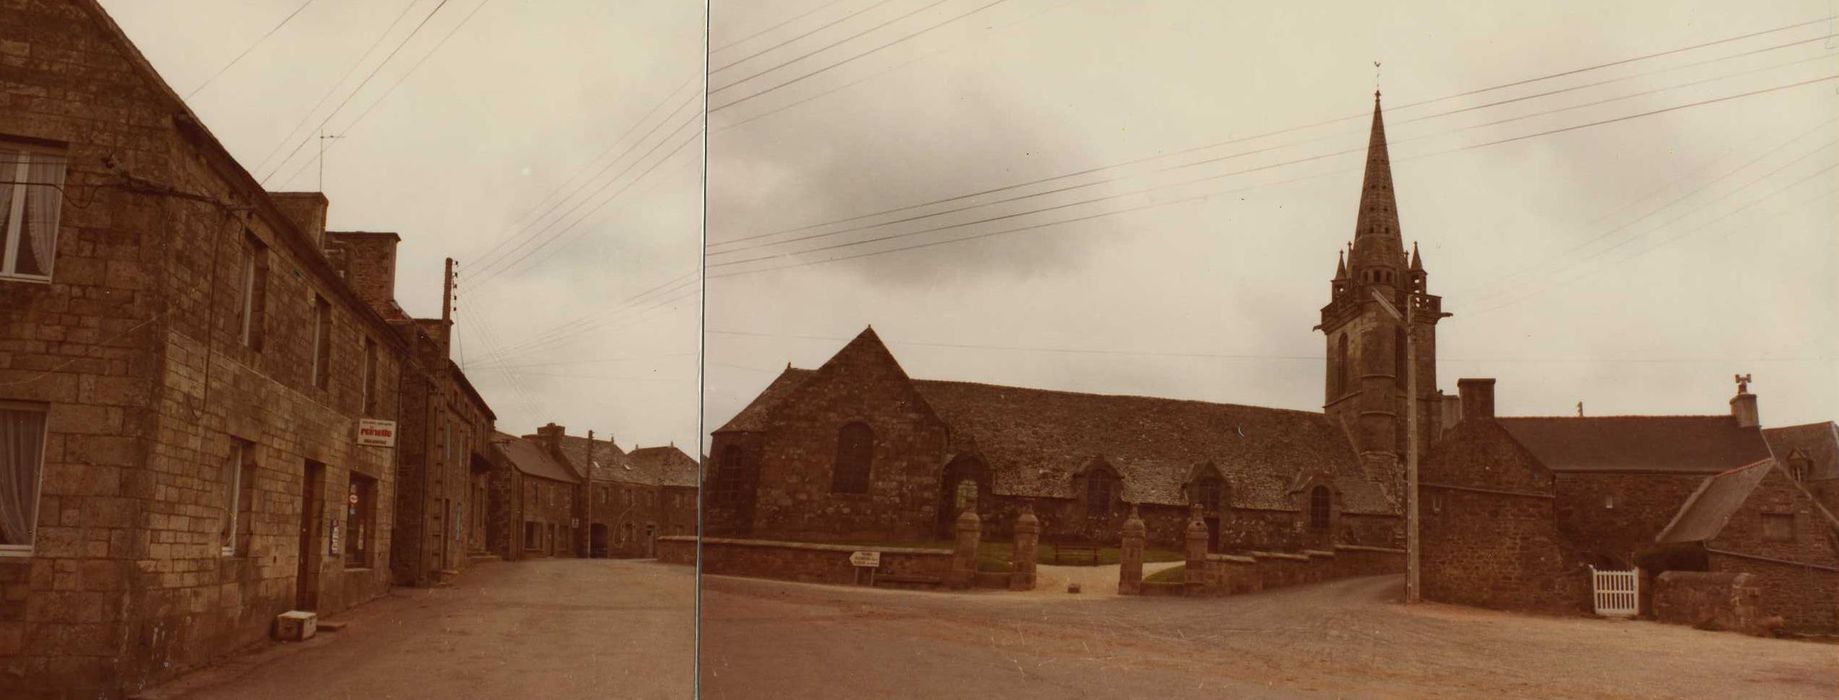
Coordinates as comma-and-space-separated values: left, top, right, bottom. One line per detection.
1655, 459, 1774, 544
1763, 421, 1839, 481
717, 343, 1395, 514
1495, 415, 1771, 474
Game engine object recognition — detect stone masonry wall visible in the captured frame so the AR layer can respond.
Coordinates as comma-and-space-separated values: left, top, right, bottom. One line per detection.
1704, 465, 1839, 632
662, 536, 952, 588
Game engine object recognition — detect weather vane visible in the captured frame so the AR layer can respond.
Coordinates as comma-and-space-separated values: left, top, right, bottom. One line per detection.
1374, 60, 1382, 95
1735, 373, 1752, 393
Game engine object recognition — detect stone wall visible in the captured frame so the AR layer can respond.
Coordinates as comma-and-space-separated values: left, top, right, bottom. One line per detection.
1700, 464, 1839, 632
660, 536, 952, 589
1137, 545, 1404, 598
0, 2, 410, 694
1554, 471, 1707, 568
1652, 571, 1766, 635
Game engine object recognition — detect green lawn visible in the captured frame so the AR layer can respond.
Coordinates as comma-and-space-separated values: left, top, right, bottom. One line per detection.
844, 539, 1183, 572
1142, 564, 1187, 584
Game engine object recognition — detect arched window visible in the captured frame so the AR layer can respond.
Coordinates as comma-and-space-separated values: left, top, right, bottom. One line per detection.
1309, 486, 1332, 530
1085, 469, 1120, 515
717, 445, 744, 502
1334, 334, 1350, 397
831, 422, 874, 493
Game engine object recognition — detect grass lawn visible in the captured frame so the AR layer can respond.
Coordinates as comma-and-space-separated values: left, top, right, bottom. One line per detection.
1142, 564, 1187, 584
845, 539, 1184, 573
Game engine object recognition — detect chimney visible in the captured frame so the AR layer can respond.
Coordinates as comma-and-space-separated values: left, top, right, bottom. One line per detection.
269, 192, 329, 250
1440, 392, 1464, 432
324, 231, 402, 318
1730, 375, 1759, 428
1457, 378, 1495, 421
533, 423, 567, 460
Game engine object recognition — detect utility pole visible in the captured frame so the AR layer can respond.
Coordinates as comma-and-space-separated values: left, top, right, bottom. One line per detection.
1371, 287, 1420, 603
440, 257, 455, 358
585, 430, 596, 558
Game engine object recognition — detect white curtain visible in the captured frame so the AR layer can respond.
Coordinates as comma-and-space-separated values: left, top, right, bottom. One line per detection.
0, 407, 47, 546
22, 154, 65, 275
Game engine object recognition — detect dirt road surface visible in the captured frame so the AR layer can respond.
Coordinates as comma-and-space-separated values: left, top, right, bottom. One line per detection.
699, 573, 1839, 699
142, 558, 694, 700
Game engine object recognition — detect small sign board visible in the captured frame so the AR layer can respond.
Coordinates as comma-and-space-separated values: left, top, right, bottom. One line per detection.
849, 551, 881, 568
357, 419, 397, 448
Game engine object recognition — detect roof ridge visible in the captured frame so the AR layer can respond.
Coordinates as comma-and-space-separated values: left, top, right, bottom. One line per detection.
910, 377, 1327, 417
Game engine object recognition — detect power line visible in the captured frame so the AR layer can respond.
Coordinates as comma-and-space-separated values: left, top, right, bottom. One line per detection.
710, 0, 894, 71
706, 72, 1839, 280
467, 93, 702, 282
185, 0, 320, 99
251, 0, 423, 177
705, 15, 1835, 250
711, 0, 1011, 112
260, 0, 452, 185
490, 272, 700, 356
272, 0, 495, 189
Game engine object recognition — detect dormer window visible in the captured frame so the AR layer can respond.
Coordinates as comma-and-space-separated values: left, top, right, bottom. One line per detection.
1082, 462, 1121, 516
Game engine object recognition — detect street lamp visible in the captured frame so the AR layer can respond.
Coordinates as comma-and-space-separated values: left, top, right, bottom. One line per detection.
1370, 288, 1420, 604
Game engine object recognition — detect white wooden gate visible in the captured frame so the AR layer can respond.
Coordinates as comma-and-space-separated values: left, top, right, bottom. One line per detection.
1590, 566, 1639, 618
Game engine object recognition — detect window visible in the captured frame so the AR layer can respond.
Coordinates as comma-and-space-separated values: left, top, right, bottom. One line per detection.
523, 521, 540, 550
1333, 334, 1349, 397
954, 479, 977, 512
831, 422, 874, 494
345, 473, 376, 568
239, 233, 268, 349
1603, 495, 1616, 510
1196, 477, 1223, 512
0, 143, 66, 282
1309, 486, 1332, 530
717, 445, 744, 502
1085, 470, 1119, 515
0, 401, 49, 553
220, 439, 256, 556
311, 296, 331, 389
1762, 512, 1794, 542
361, 337, 378, 415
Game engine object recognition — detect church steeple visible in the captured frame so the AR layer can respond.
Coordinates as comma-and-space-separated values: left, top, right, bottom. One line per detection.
1349, 91, 1405, 275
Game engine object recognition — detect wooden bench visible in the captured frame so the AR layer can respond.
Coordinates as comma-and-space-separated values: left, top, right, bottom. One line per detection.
1051, 540, 1100, 566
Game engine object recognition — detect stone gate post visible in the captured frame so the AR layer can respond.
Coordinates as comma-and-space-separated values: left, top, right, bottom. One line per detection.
1118, 504, 1146, 595
1010, 503, 1039, 591
948, 493, 981, 590
1185, 502, 1208, 594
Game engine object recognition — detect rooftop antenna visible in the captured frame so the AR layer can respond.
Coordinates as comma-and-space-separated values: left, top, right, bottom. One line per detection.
317, 130, 343, 191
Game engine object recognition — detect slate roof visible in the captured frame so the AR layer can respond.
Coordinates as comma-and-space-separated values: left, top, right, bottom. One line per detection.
627, 446, 701, 488
1655, 460, 1774, 544
1495, 416, 1771, 474
491, 432, 580, 484
715, 367, 1392, 514
1764, 421, 1839, 481
555, 434, 628, 483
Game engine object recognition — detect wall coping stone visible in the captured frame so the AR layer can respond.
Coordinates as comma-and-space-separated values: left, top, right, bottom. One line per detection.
1303, 549, 1336, 559
659, 535, 951, 556
1248, 551, 1310, 562
1334, 544, 1407, 554
1206, 554, 1256, 564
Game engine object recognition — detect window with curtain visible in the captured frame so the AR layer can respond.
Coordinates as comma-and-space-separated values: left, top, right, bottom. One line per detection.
239, 233, 268, 350
0, 401, 48, 552
220, 439, 256, 556
0, 144, 66, 282
831, 422, 874, 494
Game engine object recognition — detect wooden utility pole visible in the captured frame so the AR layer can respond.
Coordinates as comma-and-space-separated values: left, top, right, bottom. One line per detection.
585, 430, 596, 558
440, 257, 455, 358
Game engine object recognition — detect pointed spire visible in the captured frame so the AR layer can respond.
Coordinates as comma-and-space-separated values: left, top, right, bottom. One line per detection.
1350, 91, 1404, 272
1335, 249, 1348, 279
1410, 241, 1423, 270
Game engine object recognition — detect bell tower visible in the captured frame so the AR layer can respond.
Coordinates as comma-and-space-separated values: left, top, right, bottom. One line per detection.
1318, 91, 1446, 464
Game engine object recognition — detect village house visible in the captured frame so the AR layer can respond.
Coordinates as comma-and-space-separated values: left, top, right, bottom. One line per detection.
485, 429, 583, 561
0, 1, 477, 694
1763, 420, 1839, 516
1421, 379, 1839, 631
705, 93, 1429, 555
587, 443, 697, 558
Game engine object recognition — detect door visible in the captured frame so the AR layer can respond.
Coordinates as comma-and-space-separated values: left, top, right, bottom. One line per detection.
295, 461, 325, 610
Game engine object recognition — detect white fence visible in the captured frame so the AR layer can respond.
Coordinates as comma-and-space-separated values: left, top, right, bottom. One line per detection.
1590, 566, 1639, 618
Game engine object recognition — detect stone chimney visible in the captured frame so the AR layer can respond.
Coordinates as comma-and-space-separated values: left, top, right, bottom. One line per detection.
532, 423, 567, 460
1440, 392, 1464, 432
1730, 376, 1759, 429
269, 192, 328, 250
1457, 378, 1495, 421
324, 231, 402, 318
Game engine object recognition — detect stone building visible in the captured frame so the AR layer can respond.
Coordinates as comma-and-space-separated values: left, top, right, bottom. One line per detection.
1764, 421, 1839, 516
0, 1, 429, 693
485, 430, 582, 560
588, 444, 697, 558
1421, 379, 1839, 630
705, 93, 1425, 554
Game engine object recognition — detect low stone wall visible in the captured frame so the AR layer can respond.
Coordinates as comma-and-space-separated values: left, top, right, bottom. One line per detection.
654, 536, 954, 589
1131, 545, 1406, 598
1653, 571, 1769, 636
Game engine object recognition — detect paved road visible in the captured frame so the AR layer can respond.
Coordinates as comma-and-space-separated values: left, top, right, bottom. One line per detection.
700, 573, 1839, 699
145, 559, 694, 700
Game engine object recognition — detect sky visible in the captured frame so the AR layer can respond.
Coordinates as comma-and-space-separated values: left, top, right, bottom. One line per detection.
99, 0, 706, 450
705, 0, 1839, 450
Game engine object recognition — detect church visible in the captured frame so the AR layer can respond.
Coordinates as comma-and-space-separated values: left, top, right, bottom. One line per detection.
704, 93, 1437, 554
